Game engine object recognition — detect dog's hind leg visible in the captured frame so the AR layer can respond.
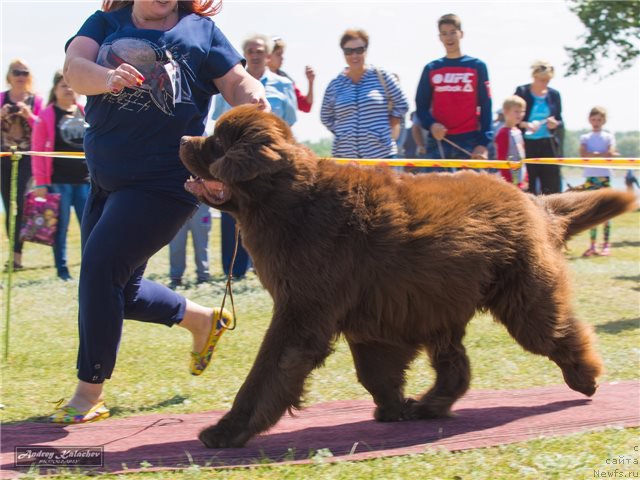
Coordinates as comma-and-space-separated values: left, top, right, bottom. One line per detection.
347, 339, 419, 422
488, 261, 603, 397
410, 325, 471, 419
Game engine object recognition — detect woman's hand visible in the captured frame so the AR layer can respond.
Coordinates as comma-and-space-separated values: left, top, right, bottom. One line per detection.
252, 97, 271, 111
525, 121, 541, 133
546, 116, 559, 130
106, 64, 145, 94
0, 103, 12, 119
33, 187, 48, 199
305, 66, 316, 83
16, 102, 32, 121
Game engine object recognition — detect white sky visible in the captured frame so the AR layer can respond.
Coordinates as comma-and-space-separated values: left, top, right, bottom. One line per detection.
1, 0, 638, 142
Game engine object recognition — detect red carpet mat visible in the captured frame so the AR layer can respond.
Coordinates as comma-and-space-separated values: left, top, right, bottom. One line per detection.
2, 381, 638, 477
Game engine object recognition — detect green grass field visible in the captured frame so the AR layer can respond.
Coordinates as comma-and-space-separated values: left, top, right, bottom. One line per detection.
1, 202, 638, 479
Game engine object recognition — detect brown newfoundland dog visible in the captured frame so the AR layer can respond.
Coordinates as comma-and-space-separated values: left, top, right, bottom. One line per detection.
180, 105, 635, 448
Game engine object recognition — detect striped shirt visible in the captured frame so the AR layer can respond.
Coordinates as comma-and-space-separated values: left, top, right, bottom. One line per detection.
321, 66, 409, 159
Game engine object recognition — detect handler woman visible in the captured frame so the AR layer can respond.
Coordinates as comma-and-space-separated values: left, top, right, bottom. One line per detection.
51, 0, 268, 423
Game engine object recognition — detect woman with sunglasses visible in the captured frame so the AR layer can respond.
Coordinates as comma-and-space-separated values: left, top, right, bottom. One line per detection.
514, 60, 564, 194
1, 59, 44, 269
321, 29, 408, 160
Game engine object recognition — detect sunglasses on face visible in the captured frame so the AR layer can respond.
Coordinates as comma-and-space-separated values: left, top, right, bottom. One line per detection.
11, 69, 30, 77
534, 65, 554, 74
342, 46, 366, 56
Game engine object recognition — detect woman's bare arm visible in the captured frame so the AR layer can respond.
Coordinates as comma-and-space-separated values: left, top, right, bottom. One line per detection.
64, 36, 142, 95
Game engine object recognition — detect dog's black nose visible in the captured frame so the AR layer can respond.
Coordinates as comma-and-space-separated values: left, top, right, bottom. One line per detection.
180, 136, 191, 145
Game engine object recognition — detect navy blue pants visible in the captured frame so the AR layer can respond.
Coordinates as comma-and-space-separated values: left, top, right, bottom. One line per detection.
523, 137, 561, 195
221, 212, 250, 278
77, 185, 196, 383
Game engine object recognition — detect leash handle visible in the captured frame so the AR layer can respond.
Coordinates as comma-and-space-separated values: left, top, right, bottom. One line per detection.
442, 137, 474, 157
218, 223, 240, 330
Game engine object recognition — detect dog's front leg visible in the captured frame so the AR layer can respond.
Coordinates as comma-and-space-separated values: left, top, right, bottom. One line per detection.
199, 310, 334, 448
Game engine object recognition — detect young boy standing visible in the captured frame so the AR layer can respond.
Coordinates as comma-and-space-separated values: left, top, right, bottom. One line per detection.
494, 96, 527, 187
415, 13, 492, 164
580, 106, 617, 257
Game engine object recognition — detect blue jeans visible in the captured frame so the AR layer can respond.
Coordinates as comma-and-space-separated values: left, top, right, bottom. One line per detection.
169, 203, 211, 282
50, 183, 89, 277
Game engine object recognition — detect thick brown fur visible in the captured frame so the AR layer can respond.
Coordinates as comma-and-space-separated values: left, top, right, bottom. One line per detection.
179, 105, 636, 449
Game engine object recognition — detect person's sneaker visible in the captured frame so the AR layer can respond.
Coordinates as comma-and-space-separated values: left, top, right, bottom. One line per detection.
582, 246, 598, 257
58, 271, 72, 281
3, 261, 23, 272
599, 243, 611, 256
168, 279, 182, 290
57, 267, 72, 280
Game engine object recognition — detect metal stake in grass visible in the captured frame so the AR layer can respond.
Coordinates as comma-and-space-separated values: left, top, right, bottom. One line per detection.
3, 147, 20, 362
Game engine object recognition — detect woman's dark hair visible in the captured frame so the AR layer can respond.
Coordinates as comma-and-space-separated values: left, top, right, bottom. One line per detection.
47, 70, 65, 106
340, 29, 369, 49
102, 0, 222, 17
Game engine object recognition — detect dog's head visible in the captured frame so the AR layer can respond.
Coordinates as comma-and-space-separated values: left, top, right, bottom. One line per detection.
180, 104, 313, 211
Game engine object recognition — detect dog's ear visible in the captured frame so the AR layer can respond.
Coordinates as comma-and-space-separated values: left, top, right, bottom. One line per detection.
210, 109, 294, 183
210, 142, 287, 183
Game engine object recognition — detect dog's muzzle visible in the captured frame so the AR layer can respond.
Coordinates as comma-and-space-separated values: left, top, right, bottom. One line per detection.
185, 177, 231, 206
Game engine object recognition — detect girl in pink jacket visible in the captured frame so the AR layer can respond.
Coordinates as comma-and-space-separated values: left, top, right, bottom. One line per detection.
31, 70, 89, 280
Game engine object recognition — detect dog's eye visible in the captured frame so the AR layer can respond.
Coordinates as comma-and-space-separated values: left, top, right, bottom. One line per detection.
209, 137, 224, 157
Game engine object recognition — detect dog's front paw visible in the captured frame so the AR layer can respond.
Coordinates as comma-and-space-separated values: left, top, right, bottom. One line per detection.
199, 421, 250, 448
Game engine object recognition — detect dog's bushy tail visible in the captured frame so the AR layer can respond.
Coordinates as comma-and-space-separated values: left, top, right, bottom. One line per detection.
537, 189, 636, 242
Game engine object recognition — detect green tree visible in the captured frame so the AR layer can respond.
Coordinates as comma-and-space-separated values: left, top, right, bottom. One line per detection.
303, 138, 333, 157
563, 130, 639, 158
565, 0, 640, 78
615, 131, 640, 157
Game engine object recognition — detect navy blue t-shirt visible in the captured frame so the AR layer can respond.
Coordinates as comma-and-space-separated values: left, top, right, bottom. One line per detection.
66, 6, 243, 204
